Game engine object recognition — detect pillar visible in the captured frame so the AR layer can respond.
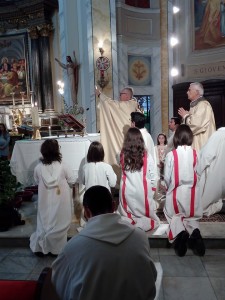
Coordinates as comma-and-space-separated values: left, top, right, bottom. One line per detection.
38, 24, 55, 113
160, 0, 169, 134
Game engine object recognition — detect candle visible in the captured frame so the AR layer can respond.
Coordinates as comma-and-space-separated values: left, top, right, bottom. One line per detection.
10, 92, 15, 107
31, 105, 39, 127
30, 91, 33, 105
48, 126, 52, 136
20, 92, 25, 106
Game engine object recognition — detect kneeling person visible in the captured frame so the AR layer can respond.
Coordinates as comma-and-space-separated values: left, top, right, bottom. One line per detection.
52, 186, 157, 300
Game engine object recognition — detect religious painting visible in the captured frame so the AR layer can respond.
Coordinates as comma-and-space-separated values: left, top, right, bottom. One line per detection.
0, 33, 30, 105
194, 0, 225, 50
128, 55, 151, 86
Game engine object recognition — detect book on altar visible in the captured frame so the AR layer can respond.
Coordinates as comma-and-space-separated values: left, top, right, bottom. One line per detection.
58, 114, 85, 131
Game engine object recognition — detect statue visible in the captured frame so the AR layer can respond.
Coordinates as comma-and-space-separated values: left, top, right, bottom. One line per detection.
55, 51, 79, 105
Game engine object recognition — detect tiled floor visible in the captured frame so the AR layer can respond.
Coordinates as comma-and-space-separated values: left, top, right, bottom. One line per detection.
0, 200, 225, 299
153, 248, 225, 300
0, 246, 225, 300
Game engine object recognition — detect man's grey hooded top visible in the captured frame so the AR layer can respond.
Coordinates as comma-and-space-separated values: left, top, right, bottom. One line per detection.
52, 213, 157, 300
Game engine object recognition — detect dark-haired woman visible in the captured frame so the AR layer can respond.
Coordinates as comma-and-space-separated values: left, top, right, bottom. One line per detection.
30, 139, 76, 256
0, 123, 10, 160
155, 133, 167, 178
164, 124, 205, 257
118, 127, 160, 232
80, 141, 117, 191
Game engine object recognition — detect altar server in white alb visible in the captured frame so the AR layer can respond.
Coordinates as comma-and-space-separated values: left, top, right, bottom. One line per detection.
197, 127, 225, 216
118, 127, 160, 232
164, 125, 205, 257
30, 139, 76, 256
79, 141, 117, 191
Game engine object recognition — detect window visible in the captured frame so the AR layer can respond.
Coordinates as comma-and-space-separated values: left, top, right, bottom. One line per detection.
135, 95, 151, 132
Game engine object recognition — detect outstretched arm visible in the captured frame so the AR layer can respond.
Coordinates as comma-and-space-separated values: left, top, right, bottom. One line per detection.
95, 85, 101, 97
55, 58, 67, 69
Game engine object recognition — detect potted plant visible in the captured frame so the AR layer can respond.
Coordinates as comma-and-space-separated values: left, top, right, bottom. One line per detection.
0, 159, 25, 231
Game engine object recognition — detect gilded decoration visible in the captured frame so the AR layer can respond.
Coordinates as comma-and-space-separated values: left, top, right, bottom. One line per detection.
128, 55, 151, 86
0, 0, 58, 32
28, 26, 39, 40
37, 24, 54, 37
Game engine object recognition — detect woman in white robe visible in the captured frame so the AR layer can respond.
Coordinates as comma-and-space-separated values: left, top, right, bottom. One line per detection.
79, 141, 117, 191
30, 139, 76, 256
118, 127, 160, 232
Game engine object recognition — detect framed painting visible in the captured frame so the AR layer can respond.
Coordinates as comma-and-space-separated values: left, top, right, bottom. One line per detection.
194, 0, 225, 50
0, 33, 30, 105
128, 55, 151, 86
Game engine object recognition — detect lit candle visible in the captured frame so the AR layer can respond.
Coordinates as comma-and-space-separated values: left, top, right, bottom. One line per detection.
31, 104, 39, 127
48, 126, 51, 136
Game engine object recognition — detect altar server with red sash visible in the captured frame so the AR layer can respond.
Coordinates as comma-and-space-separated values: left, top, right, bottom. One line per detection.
163, 124, 205, 257
118, 127, 160, 232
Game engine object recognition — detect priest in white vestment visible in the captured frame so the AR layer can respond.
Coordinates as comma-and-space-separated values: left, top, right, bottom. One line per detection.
197, 127, 225, 216
96, 86, 138, 168
178, 82, 216, 151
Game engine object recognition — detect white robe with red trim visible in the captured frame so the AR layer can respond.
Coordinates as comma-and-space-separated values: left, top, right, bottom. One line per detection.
118, 152, 160, 232
163, 146, 203, 242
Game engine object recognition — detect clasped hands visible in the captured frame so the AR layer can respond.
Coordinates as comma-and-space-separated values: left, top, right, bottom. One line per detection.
178, 107, 189, 118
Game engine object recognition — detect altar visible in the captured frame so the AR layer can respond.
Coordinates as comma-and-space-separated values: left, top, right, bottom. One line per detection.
10, 134, 100, 187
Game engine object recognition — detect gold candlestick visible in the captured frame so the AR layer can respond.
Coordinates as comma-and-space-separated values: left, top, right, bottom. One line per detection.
20, 91, 25, 106
10, 92, 15, 107
32, 126, 41, 140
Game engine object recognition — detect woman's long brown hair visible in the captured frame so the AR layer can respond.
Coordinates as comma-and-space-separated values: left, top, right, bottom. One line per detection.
121, 127, 145, 172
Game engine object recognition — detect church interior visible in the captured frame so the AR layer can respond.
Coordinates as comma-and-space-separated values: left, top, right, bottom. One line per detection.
0, 0, 225, 299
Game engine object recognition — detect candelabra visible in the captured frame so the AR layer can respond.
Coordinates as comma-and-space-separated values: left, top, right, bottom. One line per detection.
20, 91, 26, 118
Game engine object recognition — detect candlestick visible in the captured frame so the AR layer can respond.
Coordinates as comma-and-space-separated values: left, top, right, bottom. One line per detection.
32, 126, 41, 140
30, 91, 33, 105
20, 92, 25, 106
10, 92, 15, 107
48, 126, 52, 136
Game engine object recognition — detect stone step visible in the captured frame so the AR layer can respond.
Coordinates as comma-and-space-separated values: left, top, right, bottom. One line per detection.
1, 201, 225, 249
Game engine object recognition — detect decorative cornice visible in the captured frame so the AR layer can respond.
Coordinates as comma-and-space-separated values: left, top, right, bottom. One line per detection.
37, 23, 53, 37
28, 26, 39, 39
0, 0, 58, 32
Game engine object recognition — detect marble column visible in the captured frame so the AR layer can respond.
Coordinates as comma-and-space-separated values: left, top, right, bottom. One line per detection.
38, 24, 54, 113
160, 0, 169, 134
28, 26, 42, 109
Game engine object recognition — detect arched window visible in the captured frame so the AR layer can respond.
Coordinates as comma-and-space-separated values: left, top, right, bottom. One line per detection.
125, 0, 150, 8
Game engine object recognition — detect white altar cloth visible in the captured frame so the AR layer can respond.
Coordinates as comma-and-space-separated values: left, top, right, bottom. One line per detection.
10, 134, 100, 187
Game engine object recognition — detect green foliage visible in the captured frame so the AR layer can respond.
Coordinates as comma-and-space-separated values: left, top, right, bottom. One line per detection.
0, 160, 20, 205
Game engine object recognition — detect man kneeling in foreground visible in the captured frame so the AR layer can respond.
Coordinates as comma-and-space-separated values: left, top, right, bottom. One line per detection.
51, 185, 157, 300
